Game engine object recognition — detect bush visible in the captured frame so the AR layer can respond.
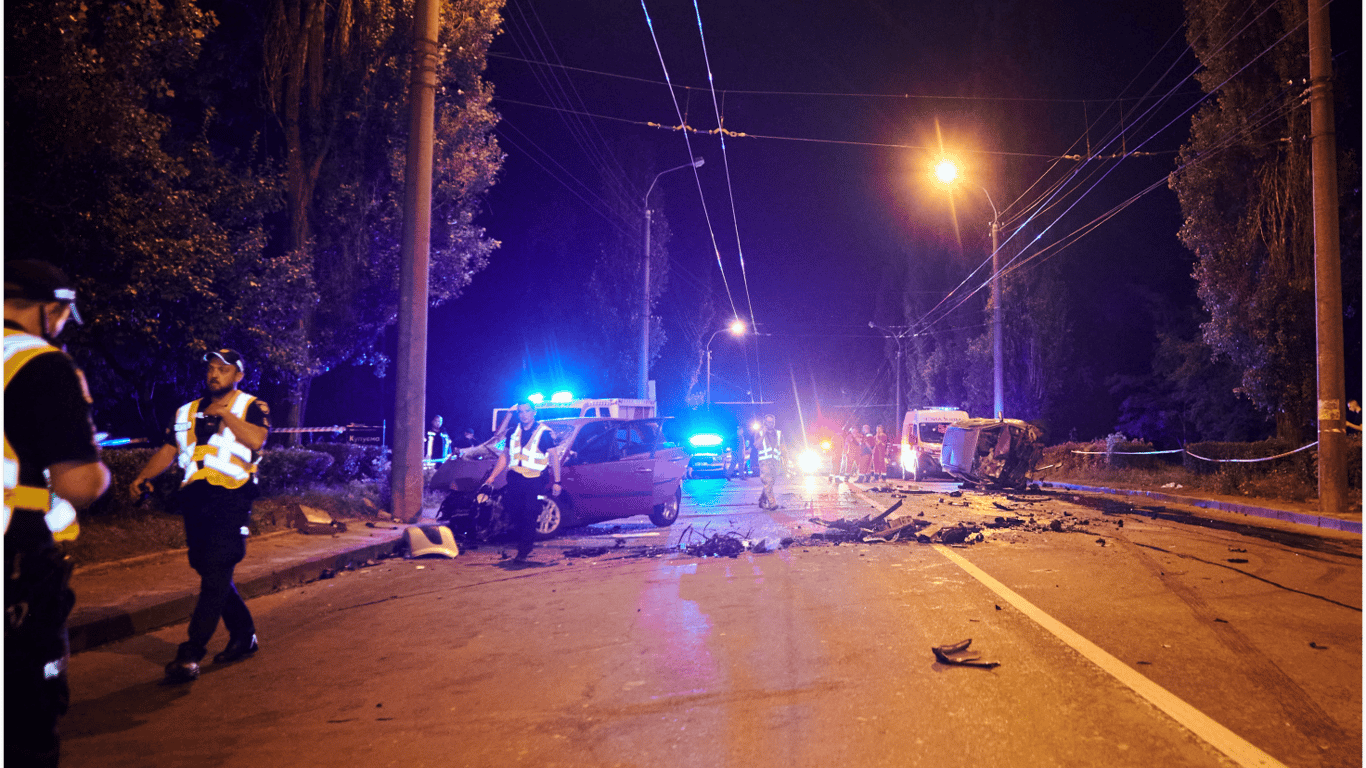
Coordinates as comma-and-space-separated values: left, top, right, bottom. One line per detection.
306, 443, 390, 485
256, 448, 335, 495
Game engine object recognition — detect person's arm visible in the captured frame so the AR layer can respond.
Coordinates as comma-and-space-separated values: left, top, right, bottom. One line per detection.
130, 443, 179, 498
476, 447, 510, 502
548, 445, 563, 496
50, 459, 111, 509
205, 401, 268, 450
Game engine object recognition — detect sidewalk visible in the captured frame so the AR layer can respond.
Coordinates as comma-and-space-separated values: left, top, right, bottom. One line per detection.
1040, 481, 1362, 534
68, 523, 407, 654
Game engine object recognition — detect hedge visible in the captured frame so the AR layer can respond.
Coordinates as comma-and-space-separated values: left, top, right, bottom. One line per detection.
85, 444, 392, 519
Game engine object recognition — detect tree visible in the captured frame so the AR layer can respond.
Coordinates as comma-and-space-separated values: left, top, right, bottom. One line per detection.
1170, 0, 1356, 443
6, 0, 310, 433
258, 0, 504, 427
1111, 305, 1271, 445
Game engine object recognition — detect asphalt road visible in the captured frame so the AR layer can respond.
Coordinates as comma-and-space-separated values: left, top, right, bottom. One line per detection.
62, 475, 1361, 768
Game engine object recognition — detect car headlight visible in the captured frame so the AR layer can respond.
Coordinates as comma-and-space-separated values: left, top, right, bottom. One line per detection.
798, 449, 821, 474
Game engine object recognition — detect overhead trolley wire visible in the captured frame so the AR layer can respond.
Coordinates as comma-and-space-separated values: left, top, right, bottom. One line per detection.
638, 0, 743, 324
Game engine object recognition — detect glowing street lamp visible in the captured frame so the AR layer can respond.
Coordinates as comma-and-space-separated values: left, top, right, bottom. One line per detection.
936, 157, 1004, 419
705, 319, 747, 408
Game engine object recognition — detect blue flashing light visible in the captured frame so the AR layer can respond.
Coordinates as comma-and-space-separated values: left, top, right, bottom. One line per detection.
689, 433, 724, 448
528, 393, 545, 404
550, 390, 574, 404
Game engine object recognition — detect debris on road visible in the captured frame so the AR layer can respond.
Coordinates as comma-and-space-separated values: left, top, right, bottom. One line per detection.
564, 546, 610, 559
932, 638, 1000, 668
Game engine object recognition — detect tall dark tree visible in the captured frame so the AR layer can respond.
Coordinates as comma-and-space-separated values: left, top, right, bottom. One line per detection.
259, 0, 504, 428
1170, 0, 1357, 442
6, 0, 307, 433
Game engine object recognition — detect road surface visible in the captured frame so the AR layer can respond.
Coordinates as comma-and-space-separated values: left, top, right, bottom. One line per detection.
61, 474, 1361, 767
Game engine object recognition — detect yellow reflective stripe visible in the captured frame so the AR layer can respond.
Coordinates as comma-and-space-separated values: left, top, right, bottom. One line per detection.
5, 484, 50, 511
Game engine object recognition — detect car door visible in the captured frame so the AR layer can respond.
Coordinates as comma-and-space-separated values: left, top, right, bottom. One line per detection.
562, 420, 647, 520
612, 421, 658, 517
636, 419, 687, 505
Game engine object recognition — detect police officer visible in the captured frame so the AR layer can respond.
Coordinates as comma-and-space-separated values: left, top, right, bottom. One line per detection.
5, 259, 111, 767
756, 414, 783, 509
130, 348, 270, 683
476, 400, 561, 562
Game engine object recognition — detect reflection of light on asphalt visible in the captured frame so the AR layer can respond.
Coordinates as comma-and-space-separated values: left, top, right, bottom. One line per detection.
637, 562, 717, 693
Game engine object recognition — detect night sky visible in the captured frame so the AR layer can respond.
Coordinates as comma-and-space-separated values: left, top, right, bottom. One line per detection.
305, 0, 1359, 443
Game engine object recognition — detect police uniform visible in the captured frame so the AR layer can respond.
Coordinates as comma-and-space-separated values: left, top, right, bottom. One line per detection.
757, 425, 782, 509
4, 322, 101, 767
163, 387, 270, 667
499, 421, 557, 559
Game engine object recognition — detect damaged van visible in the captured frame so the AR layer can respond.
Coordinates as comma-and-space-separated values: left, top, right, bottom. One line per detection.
939, 418, 1044, 489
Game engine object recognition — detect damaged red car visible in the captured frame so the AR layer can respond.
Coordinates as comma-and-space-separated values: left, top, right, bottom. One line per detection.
429, 417, 689, 542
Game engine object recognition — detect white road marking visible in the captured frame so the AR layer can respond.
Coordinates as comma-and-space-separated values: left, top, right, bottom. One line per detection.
933, 544, 1287, 768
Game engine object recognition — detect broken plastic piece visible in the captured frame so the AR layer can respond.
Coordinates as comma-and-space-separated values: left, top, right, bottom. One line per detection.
932, 638, 1000, 668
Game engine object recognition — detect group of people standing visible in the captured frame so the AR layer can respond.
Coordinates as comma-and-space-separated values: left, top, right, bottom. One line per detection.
840, 423, 892, 482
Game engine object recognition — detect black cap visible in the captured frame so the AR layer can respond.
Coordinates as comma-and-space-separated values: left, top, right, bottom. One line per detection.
204, 348, 246, 373
4, 259, 82, 323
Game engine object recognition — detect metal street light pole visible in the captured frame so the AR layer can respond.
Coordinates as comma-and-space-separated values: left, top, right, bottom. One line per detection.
985, 188, 1003, 420
641, 156, 704, 399
934, 159, 1004, 420
705, 319, 745, 408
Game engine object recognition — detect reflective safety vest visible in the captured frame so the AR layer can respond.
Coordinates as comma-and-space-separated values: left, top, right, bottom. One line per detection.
175, 391, 262, 489
508, 423, 551, 477
3, 329, 80, 541
757, 429, 782, 462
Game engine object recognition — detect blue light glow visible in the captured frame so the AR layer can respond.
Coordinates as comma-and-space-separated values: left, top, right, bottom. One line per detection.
689, 433, 724, 448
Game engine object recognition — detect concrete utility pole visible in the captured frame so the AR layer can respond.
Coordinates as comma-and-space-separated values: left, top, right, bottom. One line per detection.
1307, 0, 1347, 514
392, 0, 440, 524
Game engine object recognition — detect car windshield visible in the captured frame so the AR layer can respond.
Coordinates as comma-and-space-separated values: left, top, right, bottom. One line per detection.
918, 422, 952, 444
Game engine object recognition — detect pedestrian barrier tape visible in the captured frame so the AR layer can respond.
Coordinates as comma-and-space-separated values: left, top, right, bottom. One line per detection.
1070, 441, 1320, 463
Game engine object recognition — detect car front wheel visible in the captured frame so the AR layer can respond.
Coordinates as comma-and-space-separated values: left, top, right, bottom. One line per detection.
535, 494, 566, 538
649, 486, 682, 527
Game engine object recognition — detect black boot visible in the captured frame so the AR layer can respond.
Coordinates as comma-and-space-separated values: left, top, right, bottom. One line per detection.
213, 634, 259, 664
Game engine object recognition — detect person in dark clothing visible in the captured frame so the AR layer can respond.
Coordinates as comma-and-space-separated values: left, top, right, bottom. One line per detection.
476, 401, 561, 562
5, 260, 111, 768
452, 426, 477, 451
130, 348, 270, 684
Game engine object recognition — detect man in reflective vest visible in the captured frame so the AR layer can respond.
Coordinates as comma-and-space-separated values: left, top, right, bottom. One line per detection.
477, 400, 561, 562
756, 414, 783, 510
130, 348, 270, 684
5, 259, 111, 768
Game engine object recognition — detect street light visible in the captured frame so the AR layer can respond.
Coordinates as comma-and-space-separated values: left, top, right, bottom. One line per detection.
706, 318, 746, 408
935, 158, 1003, 419
641, 156, 705, 399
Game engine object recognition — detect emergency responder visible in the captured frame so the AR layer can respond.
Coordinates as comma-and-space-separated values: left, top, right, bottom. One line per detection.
129, 348, 270, 684
5, 259, 111, 768
756, 414, 783, 509
476, 400, 561, 562
425, 415, 451, 462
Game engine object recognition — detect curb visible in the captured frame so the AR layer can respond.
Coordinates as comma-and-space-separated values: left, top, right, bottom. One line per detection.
1042, 482, 1362, 535
67, 533, 404, 655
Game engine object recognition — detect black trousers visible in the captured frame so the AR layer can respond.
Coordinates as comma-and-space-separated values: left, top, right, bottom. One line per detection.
177, 484, 256, 661
5, 512, 73, 768
503, 472, 547, 554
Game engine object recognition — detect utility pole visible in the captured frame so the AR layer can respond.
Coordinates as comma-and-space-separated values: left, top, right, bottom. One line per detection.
391, 0, 439, 524
1307, 0, 1347, 514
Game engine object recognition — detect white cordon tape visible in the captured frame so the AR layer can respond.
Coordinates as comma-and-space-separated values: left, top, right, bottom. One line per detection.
1071, 441, 1319, 463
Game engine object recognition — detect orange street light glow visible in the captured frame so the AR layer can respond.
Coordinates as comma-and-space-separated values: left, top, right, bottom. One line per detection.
935, 159, 958, 185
